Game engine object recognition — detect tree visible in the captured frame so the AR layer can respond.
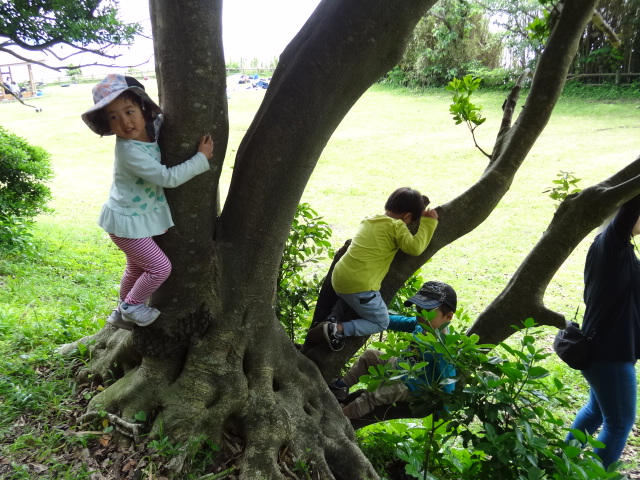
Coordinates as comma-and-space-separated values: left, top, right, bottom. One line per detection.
62, 0, 640, 478
575, 0, 640, 80
393, 0, 503, 87
0, 0, 141, 71
480, 0, 547, 70
482, 0, 640, 81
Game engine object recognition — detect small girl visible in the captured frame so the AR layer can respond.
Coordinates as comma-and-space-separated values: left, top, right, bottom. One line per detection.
324, 187, 438, 350
82, 74, 214, 330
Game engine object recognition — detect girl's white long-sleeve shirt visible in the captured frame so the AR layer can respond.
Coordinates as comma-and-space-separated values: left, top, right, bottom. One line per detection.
98, 137, 210, 238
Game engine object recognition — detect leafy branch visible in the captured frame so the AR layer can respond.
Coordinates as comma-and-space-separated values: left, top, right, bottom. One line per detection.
543, 171, 582, 209
446, 75, 490, 158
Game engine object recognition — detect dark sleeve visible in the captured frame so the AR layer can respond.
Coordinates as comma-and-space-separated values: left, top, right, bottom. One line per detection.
611, 193, 640, 243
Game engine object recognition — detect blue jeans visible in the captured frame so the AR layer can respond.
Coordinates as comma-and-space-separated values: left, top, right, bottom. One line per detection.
337, 290, 389, 337
565, 361, 637, 467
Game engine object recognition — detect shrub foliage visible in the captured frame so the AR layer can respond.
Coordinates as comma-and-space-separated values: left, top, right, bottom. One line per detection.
358, 317, 627, 479
276, 203, 333, 342
0, 126, 53, 253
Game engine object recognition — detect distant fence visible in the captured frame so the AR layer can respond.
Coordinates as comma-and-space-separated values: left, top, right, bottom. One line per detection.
566, 72, 640, 84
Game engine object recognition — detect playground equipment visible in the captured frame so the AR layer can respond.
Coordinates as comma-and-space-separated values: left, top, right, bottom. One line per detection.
1, 60, 43, 112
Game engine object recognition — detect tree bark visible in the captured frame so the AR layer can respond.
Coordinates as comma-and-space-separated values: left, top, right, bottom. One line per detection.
72, 0, 442, 478
469, 156, 640, 343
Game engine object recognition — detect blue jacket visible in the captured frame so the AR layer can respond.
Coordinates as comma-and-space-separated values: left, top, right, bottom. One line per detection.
388, 315, 456, 393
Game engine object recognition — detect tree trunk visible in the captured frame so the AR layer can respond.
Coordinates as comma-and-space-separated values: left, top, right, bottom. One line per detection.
72, 0, 440, 478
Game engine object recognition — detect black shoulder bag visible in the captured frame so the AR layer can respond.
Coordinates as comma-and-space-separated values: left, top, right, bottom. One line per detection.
553, 319, 596, 370
554, 287, 626, 370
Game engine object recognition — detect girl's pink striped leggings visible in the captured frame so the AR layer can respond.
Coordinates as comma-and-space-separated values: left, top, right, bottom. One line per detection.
109, 234, 172, 305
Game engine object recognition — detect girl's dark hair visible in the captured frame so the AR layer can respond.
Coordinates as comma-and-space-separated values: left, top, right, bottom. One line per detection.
385, 187, 429, 222
93, 90, 156, 139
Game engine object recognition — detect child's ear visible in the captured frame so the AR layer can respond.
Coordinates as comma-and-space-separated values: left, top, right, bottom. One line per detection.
403, 212, 413, 223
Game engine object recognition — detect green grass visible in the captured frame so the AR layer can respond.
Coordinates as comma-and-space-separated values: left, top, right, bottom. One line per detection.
1, 81, 640, 478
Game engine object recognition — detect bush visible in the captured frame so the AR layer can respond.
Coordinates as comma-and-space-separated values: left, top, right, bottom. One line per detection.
562, 80, 640, 100
276, 203, 333, 342
465, 64, 520, 89
0, 126, 53, 253
358, 318, 627, 479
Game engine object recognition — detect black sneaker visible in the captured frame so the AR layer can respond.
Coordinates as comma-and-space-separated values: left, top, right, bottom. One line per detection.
323, 322, 345, 351
328, 380, 349, 401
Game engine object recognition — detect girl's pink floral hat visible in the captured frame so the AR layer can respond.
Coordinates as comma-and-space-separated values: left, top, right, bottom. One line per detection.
81, 74, 162, 135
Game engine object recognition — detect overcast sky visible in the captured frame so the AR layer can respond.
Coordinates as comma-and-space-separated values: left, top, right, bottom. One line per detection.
116, 0, 321, 65
4, 0, 320, 81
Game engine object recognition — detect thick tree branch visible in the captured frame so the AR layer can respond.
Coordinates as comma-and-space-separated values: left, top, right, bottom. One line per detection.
469, 155, 640, 344
591, 11, 621, 48
306, 0, 599, 381
380, 0, 599, 299
218, 0, 439, 289
490, 68, 531, 164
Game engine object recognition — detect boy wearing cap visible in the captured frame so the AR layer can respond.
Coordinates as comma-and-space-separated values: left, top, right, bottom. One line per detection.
330, 281, 457, 420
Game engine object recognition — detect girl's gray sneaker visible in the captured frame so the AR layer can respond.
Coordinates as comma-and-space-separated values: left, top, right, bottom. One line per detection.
106, 308, 134, 331
121, 303, 161, 326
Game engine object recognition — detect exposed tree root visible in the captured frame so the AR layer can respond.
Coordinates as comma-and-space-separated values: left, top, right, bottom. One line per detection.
78, 410, 143, 441
58, 325, 142, 385
75, 312, 379, 479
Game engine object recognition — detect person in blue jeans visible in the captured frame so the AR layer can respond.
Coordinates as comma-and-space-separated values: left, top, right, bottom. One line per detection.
565, 193, 640, 468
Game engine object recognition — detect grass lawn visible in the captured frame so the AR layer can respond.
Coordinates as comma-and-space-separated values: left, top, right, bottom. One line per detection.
1, 80, 640, 478
4, 81, 640, 318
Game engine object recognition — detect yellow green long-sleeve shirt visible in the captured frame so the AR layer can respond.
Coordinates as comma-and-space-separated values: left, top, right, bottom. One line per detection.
332, 214, 438, 294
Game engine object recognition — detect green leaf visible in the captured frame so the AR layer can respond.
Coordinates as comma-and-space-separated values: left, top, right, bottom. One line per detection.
134, 411, 147, 422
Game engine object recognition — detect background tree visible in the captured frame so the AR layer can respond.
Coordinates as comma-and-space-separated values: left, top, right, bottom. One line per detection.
481, 0, 546, 70
389, 0, 503, 87
60, 0, 640, 478
0, 0, 141, 70
482, 0, 640, 83
575, 0, 640, 81
395, 0, 640, 87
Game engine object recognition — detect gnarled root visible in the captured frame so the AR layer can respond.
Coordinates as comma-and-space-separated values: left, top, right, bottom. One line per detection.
77, 319, 379, 479
78, 410, 143, 442
58, 325, 141, 385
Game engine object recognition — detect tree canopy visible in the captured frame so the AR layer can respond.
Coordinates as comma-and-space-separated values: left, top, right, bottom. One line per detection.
0, 0, 140, 70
